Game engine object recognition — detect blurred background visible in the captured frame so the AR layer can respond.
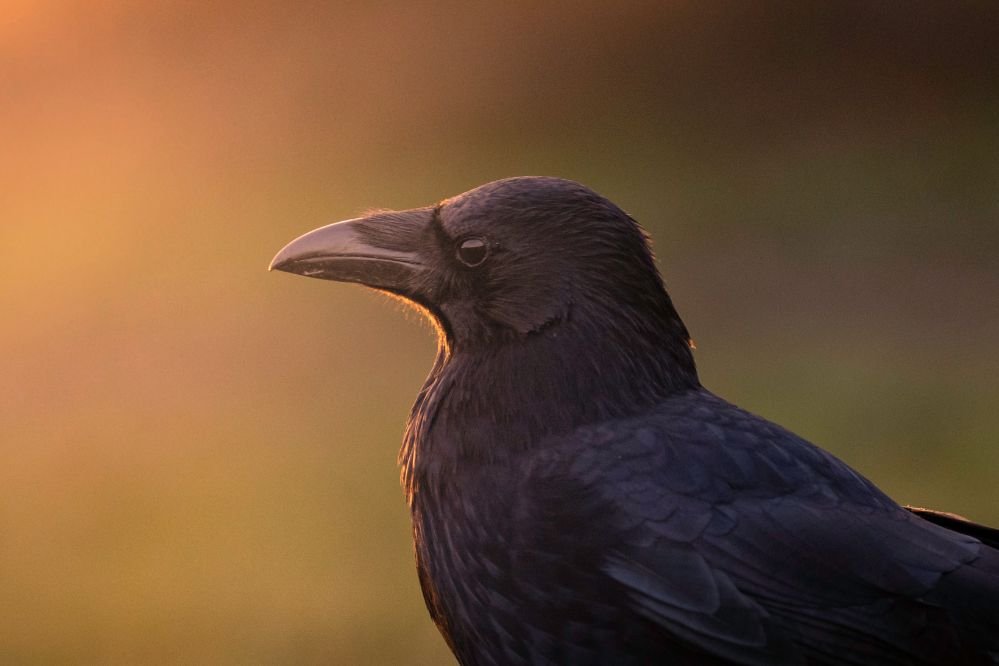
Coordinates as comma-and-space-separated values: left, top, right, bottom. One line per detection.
3, 1, 998, 663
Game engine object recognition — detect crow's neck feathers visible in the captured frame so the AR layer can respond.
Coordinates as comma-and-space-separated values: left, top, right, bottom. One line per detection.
400, 274, 699, 502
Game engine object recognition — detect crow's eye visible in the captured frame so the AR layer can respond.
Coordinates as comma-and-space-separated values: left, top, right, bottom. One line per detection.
456, 238, 489, 267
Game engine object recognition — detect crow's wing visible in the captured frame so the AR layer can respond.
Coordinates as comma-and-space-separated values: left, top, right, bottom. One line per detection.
907, 506, 999, 550
525, 391, 999, 665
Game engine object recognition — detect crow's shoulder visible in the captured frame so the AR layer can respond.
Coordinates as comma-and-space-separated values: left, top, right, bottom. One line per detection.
536, 389, 891, 507
511, 389, 996, 664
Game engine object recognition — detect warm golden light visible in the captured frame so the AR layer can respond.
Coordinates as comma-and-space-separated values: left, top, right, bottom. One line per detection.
3, 2, 997, 663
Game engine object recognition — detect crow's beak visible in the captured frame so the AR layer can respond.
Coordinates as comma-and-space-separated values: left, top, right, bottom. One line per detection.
269, 208, 431, 293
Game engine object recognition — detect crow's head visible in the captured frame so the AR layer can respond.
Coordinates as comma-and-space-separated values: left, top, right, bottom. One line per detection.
271, 177, 694, 367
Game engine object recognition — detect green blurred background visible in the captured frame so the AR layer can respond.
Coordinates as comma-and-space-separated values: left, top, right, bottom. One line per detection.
3, 2, 998, 663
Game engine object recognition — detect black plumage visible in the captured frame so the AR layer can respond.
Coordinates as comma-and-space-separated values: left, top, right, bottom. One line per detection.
270, 176, 999, 665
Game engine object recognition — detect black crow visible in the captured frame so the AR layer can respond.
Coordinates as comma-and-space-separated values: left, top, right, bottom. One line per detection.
270, 177, 999, 665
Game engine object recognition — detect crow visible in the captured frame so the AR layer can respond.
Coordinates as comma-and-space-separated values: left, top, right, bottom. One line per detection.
270, 177, 999, 665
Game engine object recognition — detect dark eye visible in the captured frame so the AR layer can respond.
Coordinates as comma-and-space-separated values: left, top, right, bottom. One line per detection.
456, 237, 488, 267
